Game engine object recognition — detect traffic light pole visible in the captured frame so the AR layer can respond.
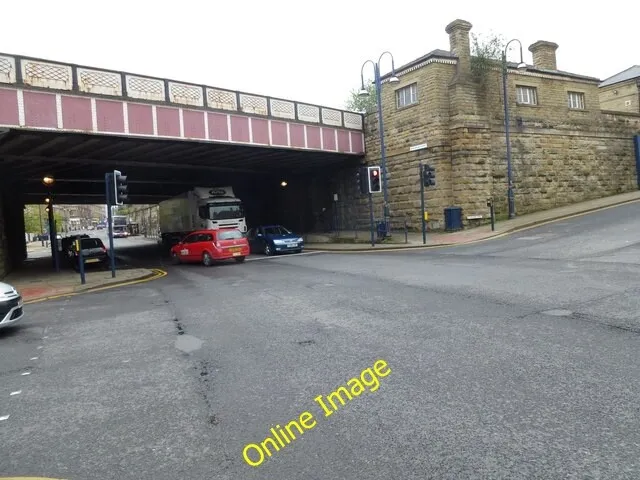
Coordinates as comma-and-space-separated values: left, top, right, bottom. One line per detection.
419, 162, 426, 245
105, 172, 116, 278
368, 192, 375, 247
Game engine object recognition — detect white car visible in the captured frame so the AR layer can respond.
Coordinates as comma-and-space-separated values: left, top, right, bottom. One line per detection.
0, 281, 24, 329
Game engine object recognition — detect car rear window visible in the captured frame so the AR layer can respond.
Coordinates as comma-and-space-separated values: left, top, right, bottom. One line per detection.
80, 238, 104, 249
217, 230, 243, 240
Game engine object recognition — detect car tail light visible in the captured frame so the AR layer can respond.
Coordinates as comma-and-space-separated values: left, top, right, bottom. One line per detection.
101, 246, 107, 252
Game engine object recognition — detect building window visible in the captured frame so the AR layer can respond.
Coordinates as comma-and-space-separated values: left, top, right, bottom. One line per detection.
396, 83, 418, 108
568, 91, 585, 109
516, 86, 538, 105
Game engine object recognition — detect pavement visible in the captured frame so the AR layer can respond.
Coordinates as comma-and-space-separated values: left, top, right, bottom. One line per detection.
304, 190, 640, 250
5, 239, 162, 303
2, 200, 640, 478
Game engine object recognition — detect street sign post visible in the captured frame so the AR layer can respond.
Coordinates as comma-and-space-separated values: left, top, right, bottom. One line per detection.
75, 238, 86, 285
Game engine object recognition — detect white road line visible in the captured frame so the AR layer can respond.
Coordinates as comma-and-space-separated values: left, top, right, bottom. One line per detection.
36, 346, 43, 349
246, 252, 322, 262
10, 390, 21, 396
21, 372, 31, 376
30, 357, 38, 360
0, 415, 9, 421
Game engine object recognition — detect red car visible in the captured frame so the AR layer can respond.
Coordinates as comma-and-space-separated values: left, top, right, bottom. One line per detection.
170, 229, 249, 266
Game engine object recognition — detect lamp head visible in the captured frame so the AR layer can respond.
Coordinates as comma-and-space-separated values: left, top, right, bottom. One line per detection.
42, 175, 55, 186
280, 180, 288, 187
388, 75, 400, 83
358, 88, 370, 97
517, 62, 527, 69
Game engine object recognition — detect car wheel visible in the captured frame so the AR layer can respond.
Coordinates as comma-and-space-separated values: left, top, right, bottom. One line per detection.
171, 252, 180, 265
264, 244, 273, 256
202, 252, 213, 266
234, 256, 246, 263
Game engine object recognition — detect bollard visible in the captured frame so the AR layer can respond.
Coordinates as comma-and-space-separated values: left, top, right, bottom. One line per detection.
404, 218, 408, 244
487, 198, 495, 232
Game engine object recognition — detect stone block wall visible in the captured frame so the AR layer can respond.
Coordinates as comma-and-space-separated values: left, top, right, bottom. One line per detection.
599, 81, 640, 113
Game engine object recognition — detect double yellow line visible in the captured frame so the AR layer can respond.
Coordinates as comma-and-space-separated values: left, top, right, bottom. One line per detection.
23, 269, 167, 305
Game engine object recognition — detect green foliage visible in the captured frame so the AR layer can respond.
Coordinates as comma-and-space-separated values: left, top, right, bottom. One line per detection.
470, 32, 506, 85
345, 81, 377, 114
23, 204, 63, 234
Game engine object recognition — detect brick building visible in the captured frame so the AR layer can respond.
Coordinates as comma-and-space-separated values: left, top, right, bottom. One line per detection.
335, 19, 640, 231
599, 66, 640, 113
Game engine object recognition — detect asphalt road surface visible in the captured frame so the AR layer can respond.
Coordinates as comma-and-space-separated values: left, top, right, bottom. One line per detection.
2, 202, 640, 479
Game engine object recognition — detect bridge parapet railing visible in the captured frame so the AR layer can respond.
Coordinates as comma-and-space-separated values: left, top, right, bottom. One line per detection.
0, 52, 364, 131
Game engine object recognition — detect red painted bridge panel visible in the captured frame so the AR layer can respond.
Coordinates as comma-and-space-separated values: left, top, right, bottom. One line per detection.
62, 96, 92, 131
24, 91, 57, 128
96, 99, 124, 133
183, 109, 205, 139
322, 127, 336, 151
157, 107, 180, 137
251, 118, 269, 145
337, 130, 350, 153
208, 113, 228, 141
230, 116, 250, 143
307, 126, 321, 150
0, 89, 18, 126
351, 131, 364, 154
289, 124, 305, 148
128, 103, 154, 135
271, 121, 287, 146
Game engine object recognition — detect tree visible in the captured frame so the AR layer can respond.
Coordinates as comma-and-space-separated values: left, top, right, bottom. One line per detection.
470, 31, 506, 85
345, 81, 377, 114
23, 204, 64, 234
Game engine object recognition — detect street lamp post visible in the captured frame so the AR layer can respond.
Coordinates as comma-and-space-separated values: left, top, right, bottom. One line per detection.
502, 40, 527, 219
359, 52, 399, 236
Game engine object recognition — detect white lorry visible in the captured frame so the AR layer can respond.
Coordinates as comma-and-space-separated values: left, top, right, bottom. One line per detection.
158, 186, 246, 249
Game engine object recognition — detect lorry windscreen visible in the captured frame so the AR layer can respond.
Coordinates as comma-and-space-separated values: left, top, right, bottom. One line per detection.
201, 202, 244, 221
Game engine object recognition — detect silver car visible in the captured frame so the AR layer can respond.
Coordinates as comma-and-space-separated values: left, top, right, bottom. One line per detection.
0, 281, 24, 329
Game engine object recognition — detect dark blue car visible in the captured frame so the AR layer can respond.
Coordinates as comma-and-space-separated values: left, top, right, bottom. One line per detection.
247, 225, 304, 255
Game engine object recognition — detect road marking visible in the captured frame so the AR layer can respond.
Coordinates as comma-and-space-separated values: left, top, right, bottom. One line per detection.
23, 269, 168, 305
246, 252, 322, 262
0, 415, 9, 421
21, 372, 31, 376
10, 390, 21, 396
517, 236, 544, 240
30, 357, 38, 360
37, 346, 43, 349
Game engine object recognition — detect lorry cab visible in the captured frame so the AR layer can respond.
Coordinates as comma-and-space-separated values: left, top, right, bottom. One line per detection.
193, 187, 247, 232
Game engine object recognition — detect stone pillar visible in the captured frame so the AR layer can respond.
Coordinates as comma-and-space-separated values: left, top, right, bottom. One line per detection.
445, 19, 493, 226
445, 19, 473, 80
528, 41, 559, 70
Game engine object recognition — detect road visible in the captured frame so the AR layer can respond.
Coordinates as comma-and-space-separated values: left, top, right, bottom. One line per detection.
2, 202, 640, 479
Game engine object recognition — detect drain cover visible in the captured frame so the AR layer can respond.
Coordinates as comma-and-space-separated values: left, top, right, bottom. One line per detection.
541, 309, 573, 317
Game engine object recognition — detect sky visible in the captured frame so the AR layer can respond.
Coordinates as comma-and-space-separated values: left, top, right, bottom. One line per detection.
1, 0, 637, 111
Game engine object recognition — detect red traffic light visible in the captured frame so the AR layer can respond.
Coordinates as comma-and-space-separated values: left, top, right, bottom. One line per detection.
372, 170, 378, 176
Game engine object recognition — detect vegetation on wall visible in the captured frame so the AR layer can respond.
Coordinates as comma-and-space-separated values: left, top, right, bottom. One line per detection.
470, 32, 505, 86
345, 81, 377, 114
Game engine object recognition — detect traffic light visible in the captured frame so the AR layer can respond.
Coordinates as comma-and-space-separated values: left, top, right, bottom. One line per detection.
357, 166, 369, 195
368, 166, 382, 193
422, 164, 436, 187
114, 170, 128, 205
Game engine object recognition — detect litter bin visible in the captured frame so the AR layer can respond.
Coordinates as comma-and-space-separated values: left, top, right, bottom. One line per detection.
444, 206, 463, 231
376, 221, 387, 239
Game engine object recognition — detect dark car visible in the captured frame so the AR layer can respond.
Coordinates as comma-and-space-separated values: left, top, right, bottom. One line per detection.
67, 237, 110, 270
247, 225, 304, 255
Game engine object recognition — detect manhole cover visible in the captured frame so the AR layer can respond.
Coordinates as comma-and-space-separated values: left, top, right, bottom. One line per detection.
541, 309, 573, 317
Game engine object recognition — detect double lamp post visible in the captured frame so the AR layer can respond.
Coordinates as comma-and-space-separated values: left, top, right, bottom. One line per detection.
358, 52, 399, 236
